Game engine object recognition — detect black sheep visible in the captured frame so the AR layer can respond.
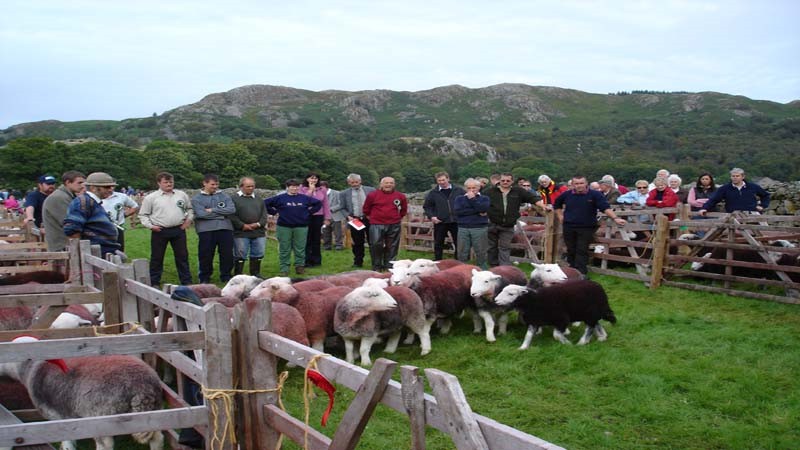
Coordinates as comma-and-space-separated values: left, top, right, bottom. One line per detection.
494, 280, 617, 349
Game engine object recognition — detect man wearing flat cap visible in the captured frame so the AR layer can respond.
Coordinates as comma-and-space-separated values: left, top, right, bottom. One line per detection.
63, 172, 122, 257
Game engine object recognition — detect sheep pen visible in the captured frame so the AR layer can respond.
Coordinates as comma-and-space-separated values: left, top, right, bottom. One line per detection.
3, 229, 796, 450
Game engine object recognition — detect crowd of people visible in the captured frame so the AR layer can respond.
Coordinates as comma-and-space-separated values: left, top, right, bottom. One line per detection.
3, 166, 770, 285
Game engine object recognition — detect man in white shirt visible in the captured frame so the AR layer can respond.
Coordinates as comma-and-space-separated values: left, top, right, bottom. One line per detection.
102, 189, 139, 251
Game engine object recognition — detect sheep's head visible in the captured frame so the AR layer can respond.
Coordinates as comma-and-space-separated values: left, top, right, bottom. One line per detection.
362, 277, 389, 289
470, 269, 502, 299
530, 263, 567, 285
9, 336, 69, 374
389, 267, 410, 286
343, 286, 397, 312
406, 259, 440, 278
222, 275, 262, 299
494, 284, 529, 306
250, 277, 293, 300
691, 252, 713, 271
389, 259, 413, 269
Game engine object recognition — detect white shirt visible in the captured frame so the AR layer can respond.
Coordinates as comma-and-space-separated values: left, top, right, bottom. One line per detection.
102, 192, 139, 227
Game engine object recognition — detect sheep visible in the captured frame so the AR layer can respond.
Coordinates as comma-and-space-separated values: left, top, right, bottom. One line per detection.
317, 270, 385, 288
390, 258, 463, 286
469, 266, 527, 342
220, 274, 263, 300
528, 263, 583, 288
199, 296, 243, 308
403, 264, 479, 334
0, 336, 164, 450
186, 283, 222, 299
0, 306, 34, 331
249, 276, 293, 300
334, 279, 432, 366
494, 281, 617, 349
274, 286, 353, 351
0, 270, 67, 285
690, 240, 800, 282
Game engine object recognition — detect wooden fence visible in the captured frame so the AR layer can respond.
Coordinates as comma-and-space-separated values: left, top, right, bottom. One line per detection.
1, 239, 564, 450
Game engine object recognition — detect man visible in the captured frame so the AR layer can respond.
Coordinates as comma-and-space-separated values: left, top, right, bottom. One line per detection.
598, 178, 621, 204
554, 176, 627, 275
321, 181, 345, 251
230, 177, 268, 277
23, 175, 57, 233
43, 171, 86, 252
340, 173, 376, 268
363, 177, 407, 272
602, 174, 628, 194
191, 174, 236, 284
138, 172, 194, 287
700, 168, 770, 215
101, 187, 139, 251
454, 178, 490, 269
423, 171, 465, 260
264, 179, 321, 276
62, 172, 121, 258
485, 173, 543, 267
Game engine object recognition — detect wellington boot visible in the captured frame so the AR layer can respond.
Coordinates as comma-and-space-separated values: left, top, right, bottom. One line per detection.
249, 258, 262, 277
234, 259, 245, 276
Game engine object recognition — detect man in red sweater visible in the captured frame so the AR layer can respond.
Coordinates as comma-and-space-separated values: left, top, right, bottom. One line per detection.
363, 177, 408, 271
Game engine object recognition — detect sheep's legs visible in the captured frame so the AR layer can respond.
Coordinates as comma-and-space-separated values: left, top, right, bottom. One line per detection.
384, 331, 402, 354
577, 326, 595, 345
359, 337, 378, 366
595, 324, 608, 341
477, 310, 496, 342
497, 312, 509, 335
60, 441, 78, 450
553, 328, 572, 344
519, 325, 539, 350
472, 312, 483, 333
311, 339, 325, 352
438, 318, 453, 334
94, 436, 114, 450
344, 339, 357, 364
403, 331, 416, 345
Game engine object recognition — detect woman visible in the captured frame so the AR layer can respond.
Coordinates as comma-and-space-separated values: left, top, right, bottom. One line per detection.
646, 176, 679, 220
668, 174, 688, 204
299, 172, 331, 267
687, 172, 717, 212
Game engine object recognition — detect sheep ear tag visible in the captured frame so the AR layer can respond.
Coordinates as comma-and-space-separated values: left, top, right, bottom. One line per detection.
11, 335, 69, 374
306, 369, 336, 426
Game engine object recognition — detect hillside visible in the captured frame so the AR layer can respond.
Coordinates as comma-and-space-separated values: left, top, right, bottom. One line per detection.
2, 84, 800, 188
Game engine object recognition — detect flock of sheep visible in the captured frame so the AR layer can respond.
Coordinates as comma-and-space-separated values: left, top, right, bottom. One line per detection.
0, 261, 618, 449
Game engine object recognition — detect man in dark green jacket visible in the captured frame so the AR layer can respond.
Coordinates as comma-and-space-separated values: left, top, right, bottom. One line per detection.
485, 173, 543, 266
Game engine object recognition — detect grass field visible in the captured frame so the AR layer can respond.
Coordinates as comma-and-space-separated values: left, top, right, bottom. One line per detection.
89, 227, 800, 449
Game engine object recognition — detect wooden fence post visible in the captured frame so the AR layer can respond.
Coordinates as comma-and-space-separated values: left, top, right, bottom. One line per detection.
102, 271, 122, 333
544, 211, 558, 264
649, 215, 670, 289
425, 368, 489, 450
203, 302, 235, 450
67, 239, 81, 285
401, 366, 427, 450
234, 298, 280, 450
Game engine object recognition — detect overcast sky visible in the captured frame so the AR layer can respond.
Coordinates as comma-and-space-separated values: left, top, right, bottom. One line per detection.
1, 0, 798, 128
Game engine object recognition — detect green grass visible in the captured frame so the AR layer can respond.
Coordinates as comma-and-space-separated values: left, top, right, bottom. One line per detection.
100, 227, 800, 449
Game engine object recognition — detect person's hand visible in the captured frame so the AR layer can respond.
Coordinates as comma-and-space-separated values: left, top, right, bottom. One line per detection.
151, 226, 163, 232
699, 209, 707, 216
431, 217, 441, 224
613, 217, 626, 225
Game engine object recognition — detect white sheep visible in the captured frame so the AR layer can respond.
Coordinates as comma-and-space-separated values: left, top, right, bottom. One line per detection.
469, 266, 527, 342
528, 263, 583, 288
1, 336, 164, 450
220, 274, 263, 300
334, 284, 398, 365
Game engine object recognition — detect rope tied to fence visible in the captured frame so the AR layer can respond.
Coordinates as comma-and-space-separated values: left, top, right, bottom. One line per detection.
202, 370, 290, 450
92, 321, 141, 336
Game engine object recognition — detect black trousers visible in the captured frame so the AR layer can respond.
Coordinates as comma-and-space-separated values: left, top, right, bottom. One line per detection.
305, 215, 324, 266
562, 226, 597, 275
368, 223, 401, 271
432, 222, 458, 260
197, 229, 234, 284
348, 218, 369, 266
150, 226, 192, 286
116, 228, 126, 252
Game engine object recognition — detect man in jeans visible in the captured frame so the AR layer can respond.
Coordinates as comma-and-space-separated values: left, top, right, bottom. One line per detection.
138, 172, 194, 287
363, 177, 407, 272
231, 177, 268, 277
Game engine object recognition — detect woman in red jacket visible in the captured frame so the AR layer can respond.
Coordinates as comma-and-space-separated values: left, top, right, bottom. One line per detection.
646, 176, 679, 219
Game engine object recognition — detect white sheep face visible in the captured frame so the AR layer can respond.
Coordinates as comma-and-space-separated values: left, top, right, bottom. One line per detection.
51, 312, 92, 329
343, 286, 397, 311
406, 259, 440, 278
249, 277, 292, 300
221, 275, 262, 300
389, 267, 410, 286
494, 284, 529, 306
530, 263, 567, 285
389, 259, 414, 269
470, 269, 502, 299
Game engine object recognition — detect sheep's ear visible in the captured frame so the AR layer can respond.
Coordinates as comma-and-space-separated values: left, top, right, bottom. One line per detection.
388, 268, 395, 274
472, 268, 480, 276
532, 263, 543, 269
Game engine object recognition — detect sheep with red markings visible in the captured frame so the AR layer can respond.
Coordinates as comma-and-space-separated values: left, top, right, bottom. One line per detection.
495, 280, 617, 349
274, 286, 353, 351
186, 283, 222, 299
469, 265, 527, 342
1, 271, 68, 331
402, 263, 479, 334
0, 336, 164, 450
317, 270, 386, 288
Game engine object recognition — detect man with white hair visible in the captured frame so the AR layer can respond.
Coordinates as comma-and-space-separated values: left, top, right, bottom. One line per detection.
700, 168, 770, 215
340, 173, 376, 268
363, 177, 407, 272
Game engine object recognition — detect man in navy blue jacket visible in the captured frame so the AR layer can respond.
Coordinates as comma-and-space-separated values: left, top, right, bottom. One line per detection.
554, 176, 626, 275
700, 168, 770, 215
